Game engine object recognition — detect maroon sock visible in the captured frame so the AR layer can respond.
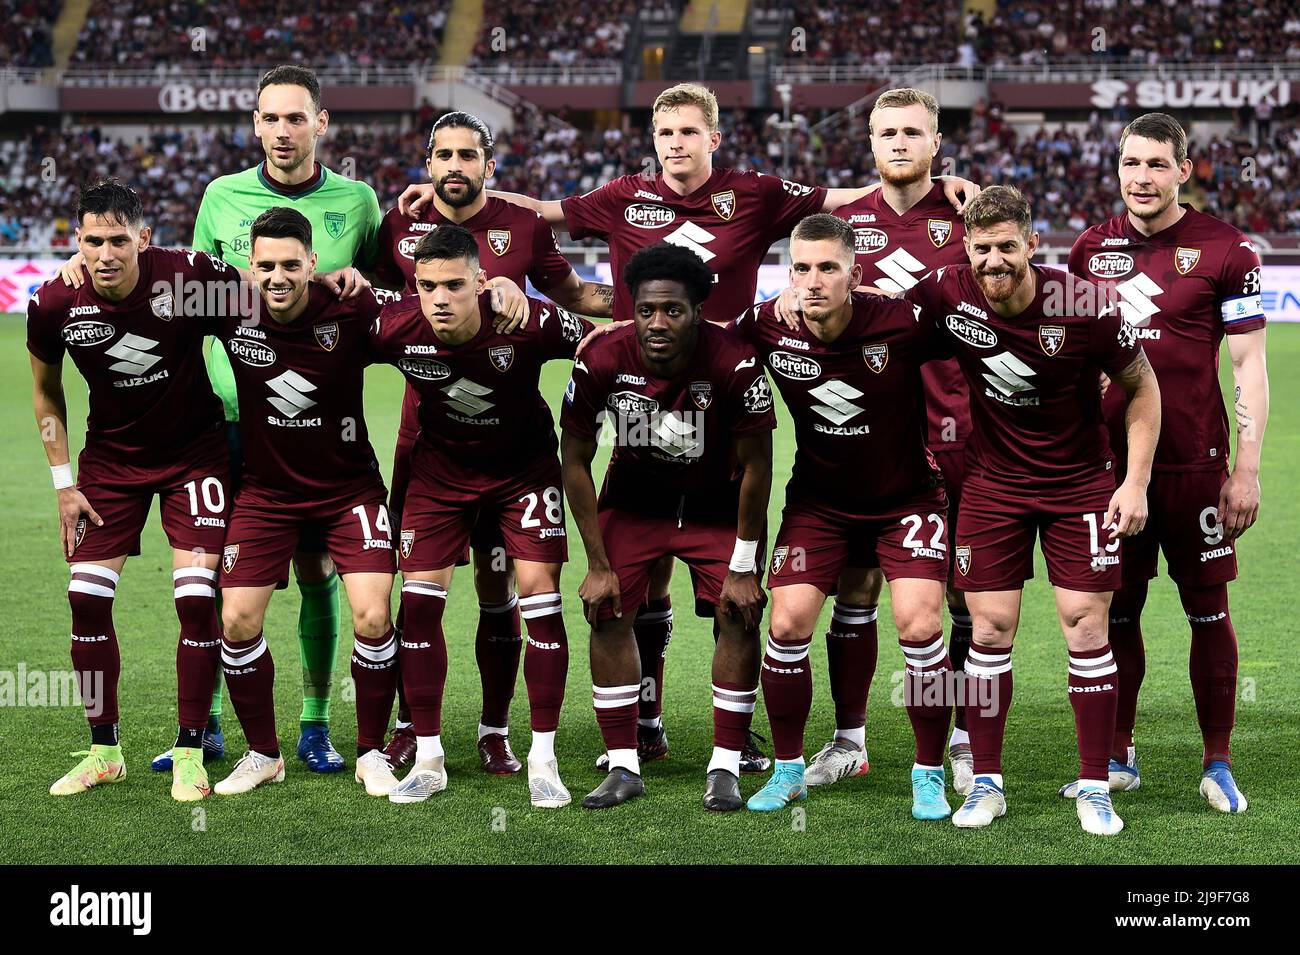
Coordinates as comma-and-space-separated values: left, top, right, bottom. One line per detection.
633, 598, 672, 721
712, 681, 758, 752
826, 602, 877, 731
173, 567, 221, 730
520, 593, 568, 733
351, 627, 398, 751
1181, 584, 1237, 768
1068, 643, 1119, 782
222, 634, 278, 757
68, 564, 122, 729
593, 683, 640, 753
963, 642, 1013, 776
900, 632, 953, 766
399, 580, 449, 737
947, 607, 973, 732
761, 632, 813, 761
1108, 582, 1148, 760
476, 594, 522, 728
394, 601, 410, 725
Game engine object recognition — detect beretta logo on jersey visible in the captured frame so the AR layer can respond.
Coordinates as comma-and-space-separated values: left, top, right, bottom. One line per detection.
149, 292, 174, 320
489, 346, 514, 372
690, 381, 713, 410
488, 230, 511, 256
711, 190, 736, 220
945, 314, 998, 348
863, 343, 889, 373
314, 323, 339, 351
222, 544, 239, 574
768, 350, 822, 380
1088, 252, 1134, 278
324, 212, 346, 240
397, 357, 451, 381
624, 203, 676, 229
928, 219, 953, 247
227, 338, 277, 367
64, 321, 115, 347
608, 391, 659, 416
1176, 247, 1201, 274
398, 236, 419, 259
400, 529, 414, 560
854, 227, 888, 255
955, 545, 971, 576
1039, 325, 1066, 356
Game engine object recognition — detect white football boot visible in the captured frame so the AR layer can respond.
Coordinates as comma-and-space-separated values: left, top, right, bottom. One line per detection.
355, 749, 400, 797
388, 757, 447, 804
214, 751, 285, 795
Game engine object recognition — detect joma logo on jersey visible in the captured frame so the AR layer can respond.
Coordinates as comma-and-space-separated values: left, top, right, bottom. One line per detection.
68, 305, 102, 318
624, 203, 676, 229
400, 530, 415, 560
768, 350, 822, 380
227, 338, 277, 367
846, 214, 876, 224
711, 190, 735, 220
927, 219, 953, 247
1176, 247, 1201, 274
945, 314, 998, 348
488, 230, 511, 255
63, 320, 115, 346
398, 357, 451, 381
690, 381, 713, 410
854, 227, 888, 255
489, 346, 514, 372
955, 546, 971, 576
777, 335, 810, 351
863, 343, 889, 373
314, 323, 339, 351
1088, 252, 1134, 278
1039, 325, 1066, 356
222, 544, 239, 573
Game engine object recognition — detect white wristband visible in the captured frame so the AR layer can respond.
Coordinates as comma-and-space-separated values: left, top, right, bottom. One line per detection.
51, 463, 74, 490
729, 538, 759, 573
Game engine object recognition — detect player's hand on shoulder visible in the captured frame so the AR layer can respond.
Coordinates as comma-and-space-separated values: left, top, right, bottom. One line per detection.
575, 319, 630, 357
719, 570, 767, 631
938, 175, 981, 213
57, 487, 102, 559
58, 251, 86, 289
772, 286, 802, 330
398, 182, 437, 217
1217, 468, 1261, 541
312, 267, 369, 299
1104, 480, 1148, 540
487, 277, 528, 333
579, 564, 622, 624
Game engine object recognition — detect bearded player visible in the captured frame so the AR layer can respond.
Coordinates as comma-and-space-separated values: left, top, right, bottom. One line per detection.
734, 215, 956, 820
1064, 113, 1268, 813
372, 110, 612, 774
906, 186, 1162, 836
561, 243, 775, 811
370, 225, 593, 807
403, 82, 976, 773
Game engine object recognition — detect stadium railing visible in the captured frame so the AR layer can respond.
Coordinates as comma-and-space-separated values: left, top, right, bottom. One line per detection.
773, 60, 1300, 85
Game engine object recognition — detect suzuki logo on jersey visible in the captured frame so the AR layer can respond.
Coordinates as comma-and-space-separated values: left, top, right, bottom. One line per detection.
1176, 247, 1201, 275
149, 292, 174, 320
398, 236, 419, 259
107, 333, 163, 379
928, 220, 953, 248
945, 314, 998, 349
314, 323, 339, 351
488, 230, 511, 256
266, 370, 319, 421
854, 227, 888, 255
662, 221, 718, 264
1039, 325, 1066, 356
442, 378, 496, 418
1114, 273, 1163, 328
1087, 252, 1134, 279
955, 546, 971, 576
690, 381, 713, 410
711, 190, 736, 220
650, 410, 703, 459
489, 346, 514, 372
863, 344, 889, 373
981, 352, 1039, 405
808, 379, 865, 427
64, 320, 115, 346
871, 247, 929, 293
769, 351, 822, 380
625, 203, 676, 229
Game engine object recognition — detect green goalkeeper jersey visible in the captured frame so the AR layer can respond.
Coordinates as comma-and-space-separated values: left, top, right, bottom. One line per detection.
192, 161, 383, 420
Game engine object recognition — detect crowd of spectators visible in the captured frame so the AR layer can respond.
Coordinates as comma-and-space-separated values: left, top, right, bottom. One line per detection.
2, 0, 55, 68
469, 1, 641, 69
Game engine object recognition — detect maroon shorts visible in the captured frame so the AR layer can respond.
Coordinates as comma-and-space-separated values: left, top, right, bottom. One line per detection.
1120, 468, 1237, 588
69, 431, 231, 563
955, 473, 1120, 593
768, 489, 950, 593
220, 492, 395, 588
399, 451, 567, 572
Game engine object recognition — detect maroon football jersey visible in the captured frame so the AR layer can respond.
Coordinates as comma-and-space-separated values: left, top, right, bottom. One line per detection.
560, 321, 777, 520
1069, 205, 1265, 472
371, 294, 594, 475
833, 182, 970, 450
732, 292, 943, 511
26, 246, 227, 461
209, 285, 394, 510
906, 264, 1141, 490
562, 167, 826, 324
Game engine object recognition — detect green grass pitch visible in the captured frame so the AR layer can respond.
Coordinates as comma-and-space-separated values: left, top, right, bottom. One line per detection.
1, 315, 1296, 865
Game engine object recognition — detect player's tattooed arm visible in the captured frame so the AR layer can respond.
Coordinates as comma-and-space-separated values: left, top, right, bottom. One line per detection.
1220, 328, 1269, 539
31, 354, 102, 556
1105, 349, 1161, 538
545, 271, 615, 319
719, 431, 773, 630
561, 430, 621, 622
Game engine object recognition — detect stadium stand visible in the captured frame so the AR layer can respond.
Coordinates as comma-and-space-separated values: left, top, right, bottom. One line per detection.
2, 0, 56, 67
